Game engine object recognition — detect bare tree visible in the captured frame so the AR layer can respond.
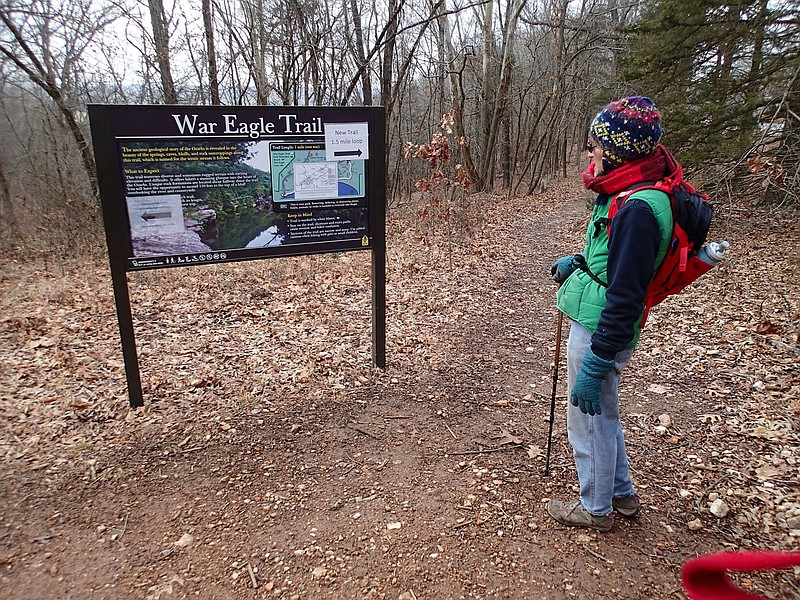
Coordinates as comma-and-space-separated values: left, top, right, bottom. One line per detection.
347, 0, 372, 104
147, 0, 178, 102
202, 0, 221, 104
0, 144, 17, 242
0, 0, 121, 198
2, 0, 788, 258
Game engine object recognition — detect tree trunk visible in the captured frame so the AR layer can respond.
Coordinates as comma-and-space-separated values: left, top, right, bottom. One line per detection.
746, 0, 769, 107
380, 0, 397, 108
435, 2, 448, 117
475, 0, 526, 191
477, 0, 494, 184
501, 113, 511, 189
0, 158, 17, 239
448, 44, 478, 183
147, 0, 177, 103
202, 0, 220, 104
350, 0, 372, 105
380, 0, 399, 138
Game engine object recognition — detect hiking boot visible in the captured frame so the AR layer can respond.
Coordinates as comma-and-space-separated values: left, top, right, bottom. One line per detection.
613, 494, 641, 518
547, 499, 613, 532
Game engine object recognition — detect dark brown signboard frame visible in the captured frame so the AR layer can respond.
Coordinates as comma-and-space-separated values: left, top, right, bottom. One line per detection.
88, 104, 386, 407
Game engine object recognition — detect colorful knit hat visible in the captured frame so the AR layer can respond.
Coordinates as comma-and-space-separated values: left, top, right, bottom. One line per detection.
589, 96, 662, 170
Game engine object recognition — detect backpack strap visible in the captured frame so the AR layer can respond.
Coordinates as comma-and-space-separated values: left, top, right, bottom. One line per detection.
592, 181, 659, 240
572, 253, 608, 288
583, 181, 672, 289
607, 181, 660, 225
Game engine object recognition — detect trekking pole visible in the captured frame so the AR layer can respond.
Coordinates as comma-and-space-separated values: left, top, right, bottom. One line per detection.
544, 311, 564, 476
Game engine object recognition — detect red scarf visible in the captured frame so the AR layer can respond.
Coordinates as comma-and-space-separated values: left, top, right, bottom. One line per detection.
582, 145, 680, 196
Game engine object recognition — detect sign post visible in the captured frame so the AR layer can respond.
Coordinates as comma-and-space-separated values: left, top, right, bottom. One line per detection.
367, 114, 386, 368
88, 105, 387, 407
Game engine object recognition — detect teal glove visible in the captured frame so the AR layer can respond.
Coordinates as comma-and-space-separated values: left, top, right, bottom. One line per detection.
571, 348, 616, 415
550, 254, 582, 284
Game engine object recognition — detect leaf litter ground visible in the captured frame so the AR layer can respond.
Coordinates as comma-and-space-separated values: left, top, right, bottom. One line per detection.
0, 175, 798, 599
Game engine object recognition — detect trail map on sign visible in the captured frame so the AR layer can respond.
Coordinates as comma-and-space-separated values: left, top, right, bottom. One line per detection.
269, 141, 365, 202
294, 162, 338, 198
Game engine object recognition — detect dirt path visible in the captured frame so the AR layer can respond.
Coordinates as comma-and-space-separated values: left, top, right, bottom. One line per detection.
1, 178, 798, 599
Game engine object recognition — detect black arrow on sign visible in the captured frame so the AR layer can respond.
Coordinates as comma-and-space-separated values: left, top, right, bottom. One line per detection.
333, 149, 363, 157
141, 211, 172, 221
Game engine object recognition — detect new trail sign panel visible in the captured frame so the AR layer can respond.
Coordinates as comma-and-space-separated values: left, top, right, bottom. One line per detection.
88, 105, 386, 407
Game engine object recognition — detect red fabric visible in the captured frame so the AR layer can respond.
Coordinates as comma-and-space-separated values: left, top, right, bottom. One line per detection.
581, 144, 680, 196
682, 551, 800, 600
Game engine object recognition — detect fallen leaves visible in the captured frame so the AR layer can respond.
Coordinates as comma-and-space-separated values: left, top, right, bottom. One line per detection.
755, 319, 781, 335
526, 445, 544, 460
755, 464, 782, 481
493, 429, 523, 446
0, 179, 798, 599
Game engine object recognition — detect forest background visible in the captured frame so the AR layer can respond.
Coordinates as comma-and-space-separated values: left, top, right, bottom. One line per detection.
0, 0, 798, 255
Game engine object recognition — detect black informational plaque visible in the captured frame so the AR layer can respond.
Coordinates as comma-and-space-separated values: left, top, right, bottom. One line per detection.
89, 105, 386, 407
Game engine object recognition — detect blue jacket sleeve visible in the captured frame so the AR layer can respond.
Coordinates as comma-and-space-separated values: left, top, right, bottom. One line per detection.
590, 199, 661, 360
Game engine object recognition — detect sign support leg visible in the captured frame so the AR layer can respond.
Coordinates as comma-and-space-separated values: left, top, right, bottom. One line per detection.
110, 267, 144, 408
372, 246, 386, 368
370, 109, 387, 368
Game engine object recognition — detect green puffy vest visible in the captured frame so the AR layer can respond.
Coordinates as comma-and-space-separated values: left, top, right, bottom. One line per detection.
556, 189, 674, 348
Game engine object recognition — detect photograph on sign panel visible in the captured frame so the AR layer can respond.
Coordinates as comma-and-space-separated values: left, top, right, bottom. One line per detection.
120, 139, 368, 258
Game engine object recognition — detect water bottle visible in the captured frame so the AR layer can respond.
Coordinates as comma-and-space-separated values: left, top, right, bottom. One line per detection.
697, 241, 729, 266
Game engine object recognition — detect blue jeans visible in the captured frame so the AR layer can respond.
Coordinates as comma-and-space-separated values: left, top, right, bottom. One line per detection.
566, 320, 635, 516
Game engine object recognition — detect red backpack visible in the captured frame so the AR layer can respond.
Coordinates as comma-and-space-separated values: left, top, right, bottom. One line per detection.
608, 173, 715, 326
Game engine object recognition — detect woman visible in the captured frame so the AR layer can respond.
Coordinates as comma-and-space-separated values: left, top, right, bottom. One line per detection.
547, 96, 683, 531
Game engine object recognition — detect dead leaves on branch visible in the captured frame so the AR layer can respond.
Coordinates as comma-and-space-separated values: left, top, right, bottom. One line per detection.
403, 112, 473, 196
